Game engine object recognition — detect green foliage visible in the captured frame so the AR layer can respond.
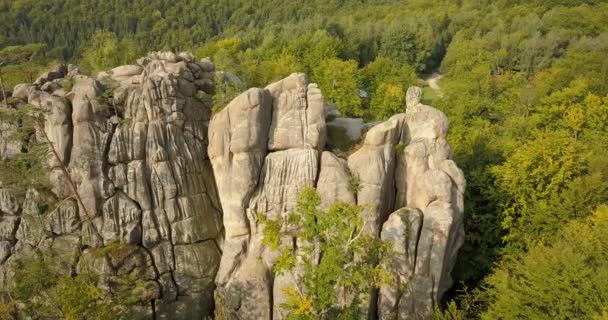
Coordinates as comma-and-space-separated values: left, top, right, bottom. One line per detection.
212, 73, 244, 113
313, 58, 362, 117
9, 252, 114, 320
259, 188, 392, 319
347, 174, 362, 194
421, 86, 439, 105
3, 1, 608, 318
361, 57, 417, 95
378, 25, 418, 70
285, 30, 344, 74
195, 37, 243, 60
428, 2, 608, 317
258, 212, 282, 251
491, 130, 590, 248
0, 107, 51, 198
255, 53, 304, 86
483, 206, 608, 320
90, 240, 137, 262
6, 249, 143, 320
79, 31, 143, 74
11, 253, 58, 302
0, 43, 55, 91
52, 273, 114, 320
0, 43, 46, 62
360, 57, 417, 120
369, 82, 406, 120
434, 301, 466, 320
378, 16, 448, 72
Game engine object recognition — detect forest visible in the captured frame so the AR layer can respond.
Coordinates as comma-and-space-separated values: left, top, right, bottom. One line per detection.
1, 0, 608, 318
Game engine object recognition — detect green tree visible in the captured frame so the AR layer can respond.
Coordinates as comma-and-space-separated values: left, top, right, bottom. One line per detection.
257, 53, 304, 86
0, 43, 46, 62
361, 57, 417, 95
378, 24, 418, 70
369, 82, 406, 120
211, 72, 244, 113
361, 57, 417, 120
483, 206, 608, 320
80, 31, 142, 73
259, 188, 392, 319
312, 58, 363, 117
194, 37, 243, 72
9, 252, 115, 320
491, 129, 590, 249
0, 43, 53, 91
286, 30, 344, 73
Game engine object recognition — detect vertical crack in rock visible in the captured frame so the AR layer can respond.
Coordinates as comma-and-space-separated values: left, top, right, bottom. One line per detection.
102, 122, 118, 192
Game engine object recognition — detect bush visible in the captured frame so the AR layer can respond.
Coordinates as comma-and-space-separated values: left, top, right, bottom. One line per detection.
259, 188, 392, 319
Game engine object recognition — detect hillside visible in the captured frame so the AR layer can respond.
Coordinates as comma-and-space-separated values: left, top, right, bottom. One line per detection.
1, 0, 608, 319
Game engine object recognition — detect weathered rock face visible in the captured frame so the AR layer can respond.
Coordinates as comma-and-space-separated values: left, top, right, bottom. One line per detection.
2, 53, 464, 320
209, 73, 326, 320
1, 52, 222, 318
374, 87, 465, 320
209, 75, 464, 319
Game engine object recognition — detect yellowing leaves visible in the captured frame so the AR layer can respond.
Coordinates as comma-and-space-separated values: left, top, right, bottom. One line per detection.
369, 82, 406, 120
282, 287, 314, 316
484, 206, 608, 319
492, 129, 590, 245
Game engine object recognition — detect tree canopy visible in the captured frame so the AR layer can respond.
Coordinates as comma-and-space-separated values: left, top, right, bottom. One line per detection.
1, 0, 608, 318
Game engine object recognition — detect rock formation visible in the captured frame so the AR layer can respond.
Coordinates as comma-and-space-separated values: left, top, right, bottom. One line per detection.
209, 78, 465, 319
1, 52, 464, 320
1, 52, 222, 319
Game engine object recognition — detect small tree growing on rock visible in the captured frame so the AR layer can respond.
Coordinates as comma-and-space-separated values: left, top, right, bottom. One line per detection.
259, 187, 393, 319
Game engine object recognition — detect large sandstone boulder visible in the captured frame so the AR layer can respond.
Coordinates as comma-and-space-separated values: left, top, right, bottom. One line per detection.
209, 73, 326, 320
376, 87, 465, 320
209, 81, 464, 320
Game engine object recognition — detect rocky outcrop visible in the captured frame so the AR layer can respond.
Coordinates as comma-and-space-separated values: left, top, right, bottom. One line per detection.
376, 87, 465, 320
2, 53, 464, 320
209, 75, 464, 319
209, 73, 326, 320
1, 52, 222, 318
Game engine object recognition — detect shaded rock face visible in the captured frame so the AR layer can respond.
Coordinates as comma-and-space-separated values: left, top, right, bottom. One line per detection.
2, 53, 464, 320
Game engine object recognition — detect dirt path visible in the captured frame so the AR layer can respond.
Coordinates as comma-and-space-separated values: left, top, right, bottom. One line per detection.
425, 72, 443, 91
